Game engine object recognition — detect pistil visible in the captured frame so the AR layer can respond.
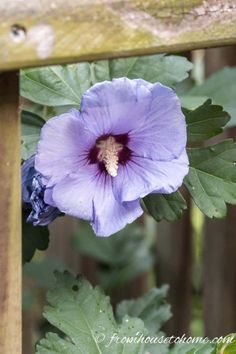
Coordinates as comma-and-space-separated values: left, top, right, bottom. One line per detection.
96, 136, 123, 177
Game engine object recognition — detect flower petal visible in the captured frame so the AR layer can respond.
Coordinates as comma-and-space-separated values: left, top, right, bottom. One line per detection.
80, 78, 152, 137
128, 83, 187, 161
91, 176, 143, 237
51, 165, 143, 237
35, 110, 96, 186
113, 149, 189, 202
44, 187, 57, 207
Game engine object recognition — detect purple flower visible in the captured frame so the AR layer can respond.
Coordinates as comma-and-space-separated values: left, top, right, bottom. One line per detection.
35, 78, 189, 236
22, 155, 60, 226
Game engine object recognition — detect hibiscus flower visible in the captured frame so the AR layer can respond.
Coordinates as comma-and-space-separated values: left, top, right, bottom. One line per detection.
34, 78, 188, 236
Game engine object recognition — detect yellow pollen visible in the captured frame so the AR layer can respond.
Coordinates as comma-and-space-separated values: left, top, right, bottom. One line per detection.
96, 136, 123, 177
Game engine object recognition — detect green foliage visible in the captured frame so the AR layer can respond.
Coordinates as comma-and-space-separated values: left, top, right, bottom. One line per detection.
22, 110, 45, 135
21, 110, 45, 160
142, 191, 187, 222
23, 258, 67, 289
20, 55, 192, 107
22, 211, 49, 263
21, 134, 40, 161
21, 63, 91, 106
23, 258, 67, 311
91, 54, 193, 86
216, 334, 236, 354
36, 272, 147, 354
168, 342, 216, 354
116, 286, 171, 354
184, 140, 236, 218
116, 286, 171, 335
35, 272, 236, 354
73, 223, 153, 290
189, 67, 236, 124
184, 99, 230, 143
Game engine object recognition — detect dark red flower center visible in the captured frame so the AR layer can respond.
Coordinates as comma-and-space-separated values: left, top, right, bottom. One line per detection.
88, 134, 132, 176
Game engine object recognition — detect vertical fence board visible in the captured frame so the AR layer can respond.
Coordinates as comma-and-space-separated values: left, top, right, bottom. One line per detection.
204, 207, 236, 337
203, 46, 236, 338
155, 197, 192, 336
0, 72, 21, 353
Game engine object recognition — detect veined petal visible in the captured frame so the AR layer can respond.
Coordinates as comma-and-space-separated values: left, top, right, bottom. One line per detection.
91, 175, 143, 237
51, 165, 143, 237
128, 83, 187, 161
113, 149, 189, 203
51, 164, 98, 220
44, 187, 57, 207
80, 78, 152, 137
35, 110, 96, 186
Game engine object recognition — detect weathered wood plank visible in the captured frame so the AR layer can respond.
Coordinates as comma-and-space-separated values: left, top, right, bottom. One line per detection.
155, 194, 192, 336
203, 47, 236, 338
0, 72, 21, 353
0, 0, 236, 70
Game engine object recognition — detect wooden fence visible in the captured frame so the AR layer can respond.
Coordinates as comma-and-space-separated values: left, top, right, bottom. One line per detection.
1, 1, 236, 353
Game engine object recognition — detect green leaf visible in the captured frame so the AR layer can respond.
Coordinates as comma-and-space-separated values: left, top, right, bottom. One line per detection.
168, 342, 216, 354
116, 287, 171, 354
185, 140, 236, 218
20, 63, 91, 106
91, 60, 111, 83
116, 286, 171, 335
184, 99, 230, 143
21, 110, 45, 160
146, 339, 170, 354
188, 67, 236, 125
73, 223, 153, 290
21, 134, 40, 160
92, 54, 192, 86
22, 211, 49, 263
216, 334, 236, 354
36, 333, 78, 354
142, 191, 187, 222
21, 110, 45, 135
36, 272, 147, 354
23, 257, 67, 289
181, 95, 211, 111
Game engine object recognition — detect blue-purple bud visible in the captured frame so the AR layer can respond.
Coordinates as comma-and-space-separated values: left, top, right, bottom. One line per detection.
22, 155, 60, 226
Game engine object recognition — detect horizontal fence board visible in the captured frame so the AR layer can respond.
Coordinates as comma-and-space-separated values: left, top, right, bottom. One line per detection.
0, 0, 236, 70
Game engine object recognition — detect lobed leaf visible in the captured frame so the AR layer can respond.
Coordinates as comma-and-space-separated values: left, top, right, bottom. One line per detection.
188, 67, 236, 125
116, 286, 171, 354
142, 191, 187, 222
116, 286, 171, 335
185, 140, 236, 218
92, 54, 192, 86
168, 342, 216, 354
20, 63, 91, 106
36, 272, 146, 354
184, 99, 230, 143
